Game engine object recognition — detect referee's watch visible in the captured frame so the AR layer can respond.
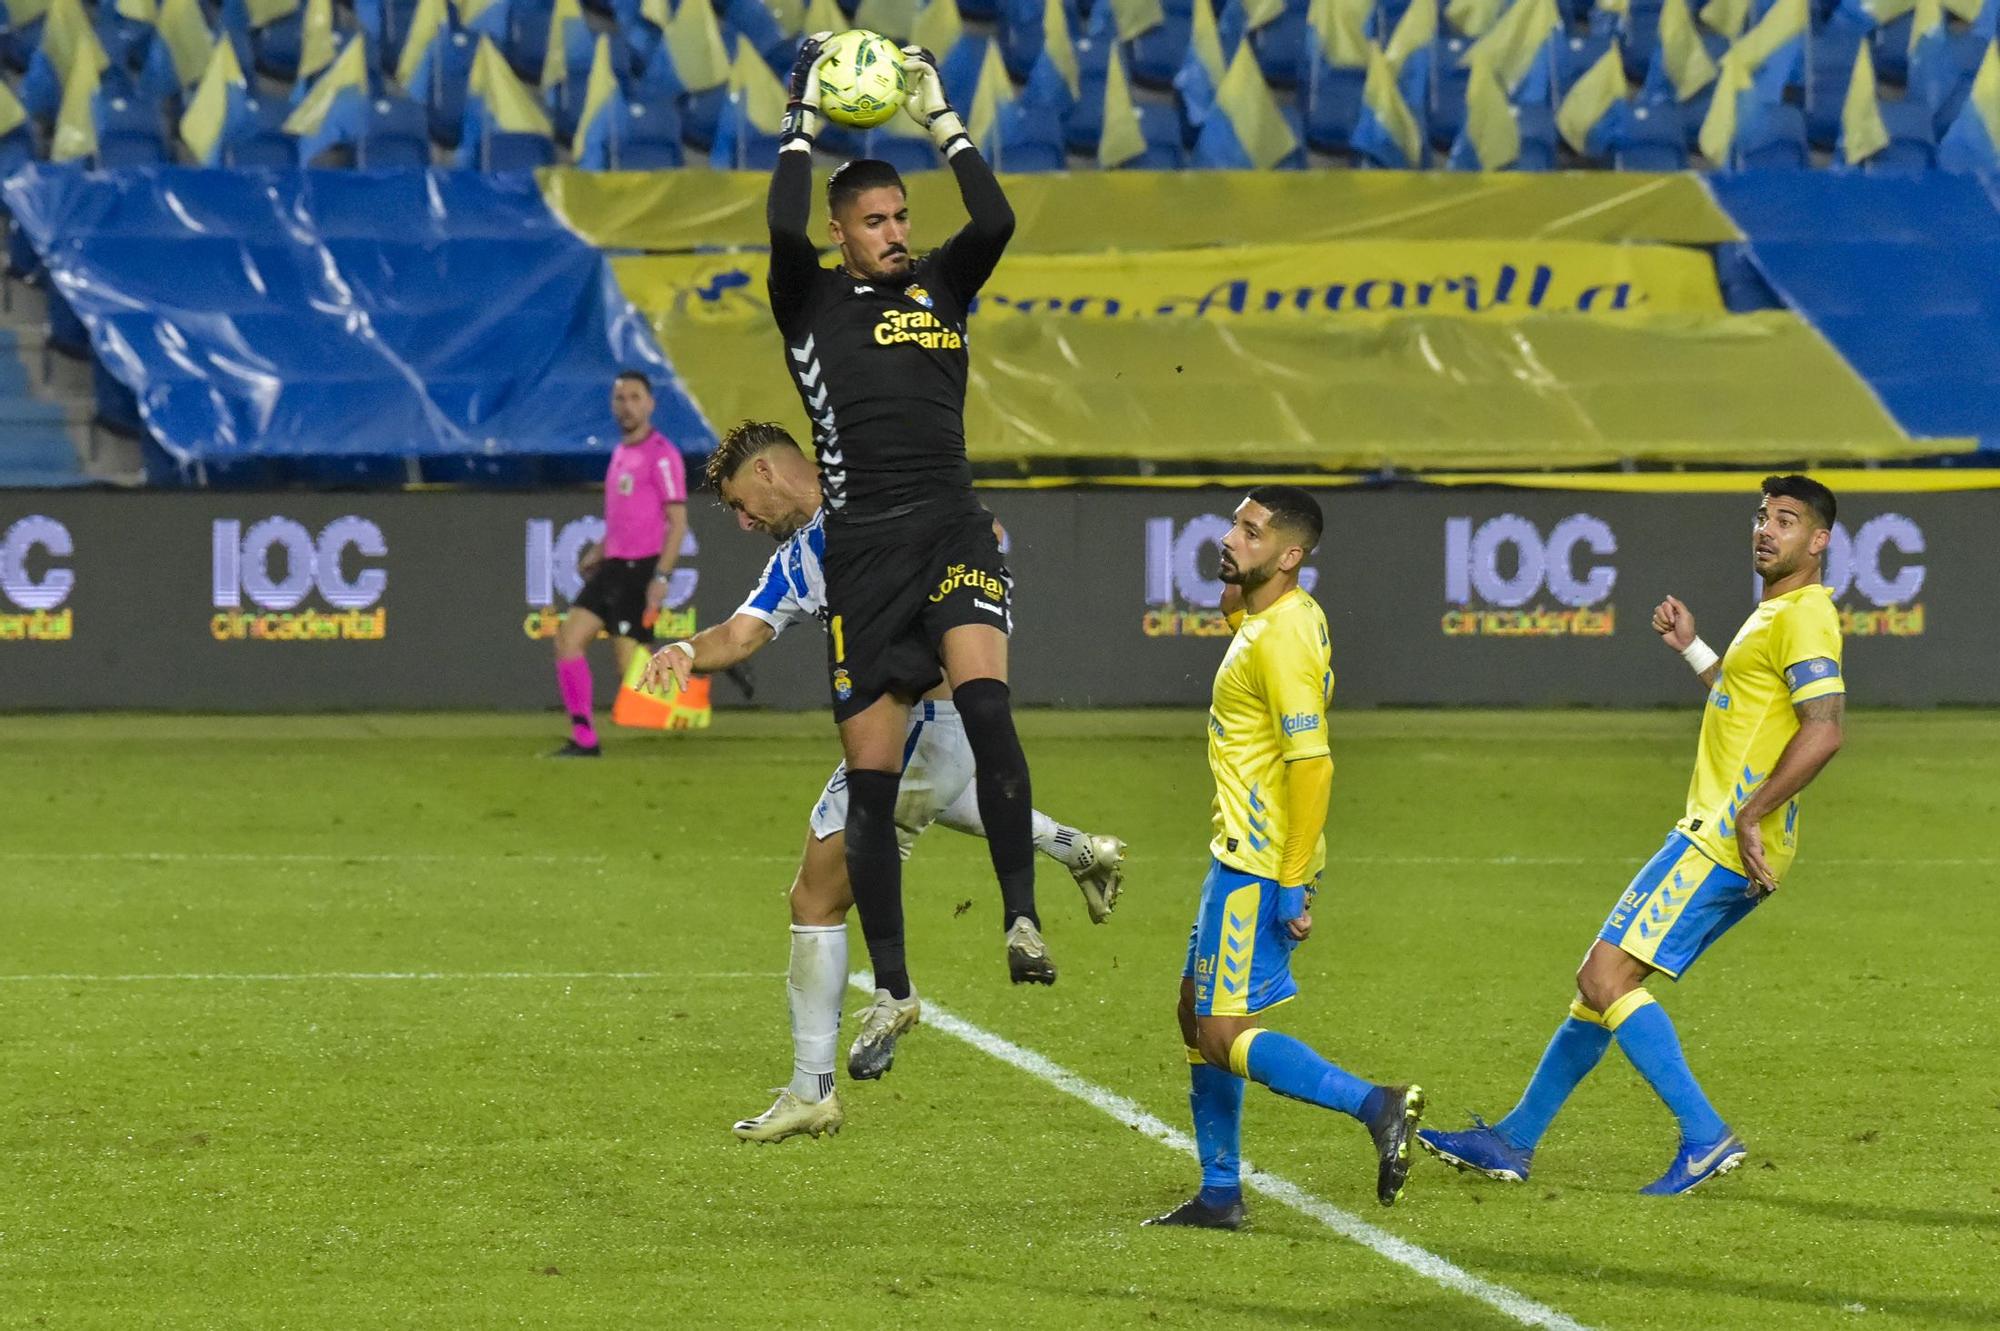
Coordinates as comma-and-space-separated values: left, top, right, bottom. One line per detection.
650, 571, 670, 585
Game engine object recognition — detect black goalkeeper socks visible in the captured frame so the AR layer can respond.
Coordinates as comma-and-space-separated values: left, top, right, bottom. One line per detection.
952, 678, 1039, 932
843, 767, 911, 999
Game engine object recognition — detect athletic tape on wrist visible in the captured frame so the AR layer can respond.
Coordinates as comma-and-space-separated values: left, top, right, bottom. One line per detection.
1681, 637, 1719, 675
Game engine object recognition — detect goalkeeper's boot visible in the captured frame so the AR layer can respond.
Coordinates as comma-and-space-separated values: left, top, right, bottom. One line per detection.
846, 988, 921, 1081
732, 1088, 844, 1143
546, 739, 601, 758
1416, 1115, 1533, 1183
1639, 1132, 1746, 1196
1143, 1193, 1245, 1231
1366, 1083, 1426, 1206
1006, 916, 1057, 985
1067, 833, 1127, 924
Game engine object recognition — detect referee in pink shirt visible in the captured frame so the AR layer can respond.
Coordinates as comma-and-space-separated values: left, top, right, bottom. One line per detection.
551, 371, 689, 757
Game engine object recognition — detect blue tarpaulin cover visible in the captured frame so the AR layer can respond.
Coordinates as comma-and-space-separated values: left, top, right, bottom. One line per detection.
1, 166, 713, 465
1709, 172, 2000, 452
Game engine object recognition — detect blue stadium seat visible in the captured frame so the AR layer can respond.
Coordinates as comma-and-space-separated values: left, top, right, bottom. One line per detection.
1866, 99, 1937, 175
1303, 59, 1365, 153
355, 0, 422, 70
0, 122, 32, 178
426, 32, 479, 149
721, 0, 792, 75
1132, 100, 1188, 166
999, 0, 1046, 83
997, 138, 1068, 170
356, 95, 432, 167
1870, 12, 1912, 84
7, 222, 41, 283
3, 15, 46, 74
481, 130, 559, 170
1614, 101, 1685, 170
1910, 28, 1984, 135
1616, 0, 1666, 81
1733, 102, 1808, 170
959, 0, 999, 20
680, 84, 730, 151
1516, 103, 1557, 170
1554, 28, 1613, 98
504, 0, 557, 82
1248, 0, 1309, 90
614, 96, 684, 167
1431, 39, 1471, 153
95, 6, 157, 70
1805, 13, 1865, 151
252, 5, 308, 82
864, 130, 944, 172
222, 97, 300, 168
1125, 9, 1193, 89
1065, 7, 1114, 155
710, 95, 781, 168
95, 96, 169, 167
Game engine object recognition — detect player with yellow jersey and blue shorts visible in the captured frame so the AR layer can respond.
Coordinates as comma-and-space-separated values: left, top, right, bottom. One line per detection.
1147, 488, 1425, 1231
1420, 475, 1848, 1196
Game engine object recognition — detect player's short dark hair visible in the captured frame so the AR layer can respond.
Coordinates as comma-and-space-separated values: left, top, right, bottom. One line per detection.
614, 369, 653, 396
1761, 473, 1837, 530
828, 159, 906, 216
1244, 484, 1324, 553
706, 420, 802, 491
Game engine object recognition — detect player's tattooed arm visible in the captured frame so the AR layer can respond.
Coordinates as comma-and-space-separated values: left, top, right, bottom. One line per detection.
1732, 691, 1846, 893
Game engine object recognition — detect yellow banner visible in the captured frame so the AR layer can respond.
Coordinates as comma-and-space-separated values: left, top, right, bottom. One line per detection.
639, 307, 1921, 472
544, 169, 1743, 254
614, 238, 1724, 326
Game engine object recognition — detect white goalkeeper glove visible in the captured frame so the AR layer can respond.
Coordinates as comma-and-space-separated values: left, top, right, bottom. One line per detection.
899, 45, 969, 154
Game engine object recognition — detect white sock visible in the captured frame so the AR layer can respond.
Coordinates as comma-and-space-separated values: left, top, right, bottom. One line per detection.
787, 924, 845, 1102
937, 783, 1083, 866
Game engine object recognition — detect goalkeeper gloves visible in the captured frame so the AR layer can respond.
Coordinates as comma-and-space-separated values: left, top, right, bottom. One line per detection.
780, 32, 833, 145
899, 45, 969, 154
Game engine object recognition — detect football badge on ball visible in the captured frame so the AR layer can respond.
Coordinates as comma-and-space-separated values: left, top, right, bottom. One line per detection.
816, 29, 908, 129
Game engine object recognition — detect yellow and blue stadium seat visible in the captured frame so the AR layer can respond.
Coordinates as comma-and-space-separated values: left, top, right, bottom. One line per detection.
1126, 0, 1194, 87
222, 93, 301, 164
1302, 56, 1364, 151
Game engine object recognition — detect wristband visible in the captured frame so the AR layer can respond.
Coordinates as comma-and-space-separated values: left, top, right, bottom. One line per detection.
652, 571, 670, 584
663, 640, 695, 661
1680, 637, 1718, 675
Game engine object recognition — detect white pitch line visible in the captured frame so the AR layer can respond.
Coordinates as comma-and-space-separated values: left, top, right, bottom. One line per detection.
0, 851, 605, 866
850, 976, 1590, 1331
0, 970, 787, 983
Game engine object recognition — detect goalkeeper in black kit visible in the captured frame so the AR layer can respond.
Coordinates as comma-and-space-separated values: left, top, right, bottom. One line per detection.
769, 34, 1053, 1079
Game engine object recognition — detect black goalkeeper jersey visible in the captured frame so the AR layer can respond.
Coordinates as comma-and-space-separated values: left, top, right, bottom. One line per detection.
766, 147, 1014, 527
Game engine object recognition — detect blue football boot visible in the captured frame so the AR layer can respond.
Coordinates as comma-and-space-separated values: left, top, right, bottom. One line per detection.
1416, 1115, 1534, 1183
1639, 1132, 1746, 1195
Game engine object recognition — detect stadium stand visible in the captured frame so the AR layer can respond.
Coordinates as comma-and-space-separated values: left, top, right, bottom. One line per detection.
0, 0, 1996, 484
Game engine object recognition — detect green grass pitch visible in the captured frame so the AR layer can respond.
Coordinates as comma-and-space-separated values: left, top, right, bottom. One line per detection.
2, 709, 1996, 1329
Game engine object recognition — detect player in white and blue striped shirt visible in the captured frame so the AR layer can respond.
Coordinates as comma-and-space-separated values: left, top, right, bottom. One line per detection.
643, 422, 1126, 1144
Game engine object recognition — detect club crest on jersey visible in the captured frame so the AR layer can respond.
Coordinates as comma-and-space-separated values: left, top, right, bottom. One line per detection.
617, 473, 635, 496
833, 667, 853, 702
906, 284, 934, 309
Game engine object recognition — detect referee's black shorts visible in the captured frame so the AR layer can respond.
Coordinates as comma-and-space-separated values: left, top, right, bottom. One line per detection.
571, 557, 657, 641
823, 508, 1012, 722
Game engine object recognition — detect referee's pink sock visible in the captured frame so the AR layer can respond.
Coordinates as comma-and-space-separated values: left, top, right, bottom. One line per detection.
556, 657, 598, 748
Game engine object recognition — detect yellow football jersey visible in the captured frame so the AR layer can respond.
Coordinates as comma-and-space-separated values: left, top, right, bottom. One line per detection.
1677, 583, 1845, 880
1208, 587, 1334, 882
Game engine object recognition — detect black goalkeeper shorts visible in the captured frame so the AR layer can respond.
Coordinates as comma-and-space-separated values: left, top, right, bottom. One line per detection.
822, 509, 1013, 722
